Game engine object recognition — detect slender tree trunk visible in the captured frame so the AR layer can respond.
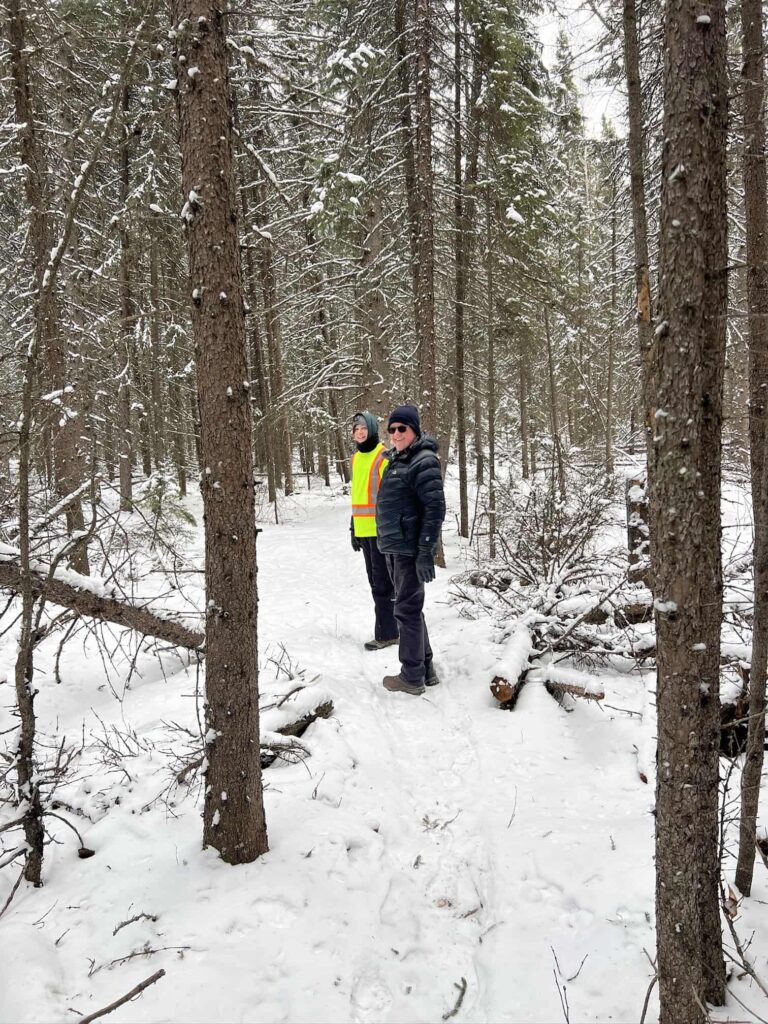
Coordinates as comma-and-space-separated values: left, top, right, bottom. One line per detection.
454, 0, 468, 537
359, 194, 388, 418
472, 343, 484, 486
171, 0, 268, 863
256, 201, 293, 495
414, 0, 437, 433
651, 0, 728, 1012
622, 0, 655, 442
486, 185, 496, 558
544, 306, 566, 500
119, 85, 134, 510
606, 173, 617, 476
735, 0, 768, 897
395, 0, 419, 298
149, 224, 166, 473
240, 181, 276, 505
520, 344, 530, 481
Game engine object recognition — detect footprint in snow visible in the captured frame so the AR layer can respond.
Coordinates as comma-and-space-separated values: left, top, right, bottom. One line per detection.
349, 958, 393, 1023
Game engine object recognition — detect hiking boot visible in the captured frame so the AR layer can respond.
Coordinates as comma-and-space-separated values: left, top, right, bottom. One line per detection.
364, 637, 399, 651
383, 673, 425, 696
425, 667, 440, 687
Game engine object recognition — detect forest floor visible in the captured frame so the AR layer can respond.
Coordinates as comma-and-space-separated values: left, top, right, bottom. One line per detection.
2, 468, 768, 1023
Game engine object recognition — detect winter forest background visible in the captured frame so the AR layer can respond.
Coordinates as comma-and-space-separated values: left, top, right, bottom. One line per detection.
1, 0, 768, 1021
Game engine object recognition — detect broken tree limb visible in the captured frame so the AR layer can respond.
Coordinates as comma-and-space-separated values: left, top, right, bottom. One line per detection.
77, 969, 166, 1024
273, 700, 334, 738
0, 556, 204, 650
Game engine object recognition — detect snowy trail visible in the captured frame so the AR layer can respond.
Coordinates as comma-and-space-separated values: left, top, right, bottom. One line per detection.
0, 486, 666, 1023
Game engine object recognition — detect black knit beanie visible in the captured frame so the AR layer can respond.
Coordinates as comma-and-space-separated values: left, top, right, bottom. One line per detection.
387, 404, 421, 436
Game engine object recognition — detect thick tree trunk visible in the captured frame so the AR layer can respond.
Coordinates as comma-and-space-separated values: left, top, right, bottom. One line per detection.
651, 0, 728, 1013
735, 0, 768, 897
171, 0, 268, 864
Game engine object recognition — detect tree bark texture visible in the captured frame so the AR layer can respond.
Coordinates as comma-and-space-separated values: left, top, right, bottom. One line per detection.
171, 0, 268, 864
651, 0, 728, 1014
735, 0, 768, 897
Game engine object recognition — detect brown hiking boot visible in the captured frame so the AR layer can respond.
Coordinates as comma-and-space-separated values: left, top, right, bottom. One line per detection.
425, 667, 440, 687
383, 674, 425, 696
364, 637, 399, 651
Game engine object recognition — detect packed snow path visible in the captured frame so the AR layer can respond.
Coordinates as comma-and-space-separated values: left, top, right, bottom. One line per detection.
0, 485, 664, 1023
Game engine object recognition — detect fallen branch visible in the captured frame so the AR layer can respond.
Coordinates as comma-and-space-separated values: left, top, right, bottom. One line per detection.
275, 701, 334, 738
77, 968, 165, 1023
175, 702, 333, 782
442, 977, 467, 1021
0, 557, 204, 650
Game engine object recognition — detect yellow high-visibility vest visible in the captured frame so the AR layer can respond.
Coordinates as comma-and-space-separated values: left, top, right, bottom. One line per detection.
351, 443, 388, 538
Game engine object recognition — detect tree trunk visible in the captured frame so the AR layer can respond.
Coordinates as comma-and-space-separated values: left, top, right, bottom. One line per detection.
171, 0, 268, 864
454, 0, 468, 538
544, 306, 566, 500
486, 180, 496, 559
606, 173, 617, 476
651, 0, 728, 1012
359, 195, 388, 418
520, 344, 530, 481
149, 224, 166, 474
414, 0, 437, 434
118, 85, 134, 511
622, 0, 655, 441
735, 0, 768, 897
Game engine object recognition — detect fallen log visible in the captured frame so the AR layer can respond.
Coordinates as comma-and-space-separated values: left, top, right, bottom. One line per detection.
542, 678, 605, 702
0, 557, 204, 651
275, 700, 334, 738
175, 700, 335, 780
489, 675, 528, 710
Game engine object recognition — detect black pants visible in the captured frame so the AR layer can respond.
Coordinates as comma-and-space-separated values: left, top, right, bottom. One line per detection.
386, 554, 433, 685
360, 537, 398, 642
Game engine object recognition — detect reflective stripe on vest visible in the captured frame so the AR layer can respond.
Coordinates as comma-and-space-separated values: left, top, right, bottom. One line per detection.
351, 445, 387, 536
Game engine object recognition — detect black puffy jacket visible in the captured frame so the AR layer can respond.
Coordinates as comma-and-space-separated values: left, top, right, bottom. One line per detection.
375, 435, 446, 557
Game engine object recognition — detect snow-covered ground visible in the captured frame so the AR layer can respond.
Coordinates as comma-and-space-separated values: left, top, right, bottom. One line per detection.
1, 468, 767, 1023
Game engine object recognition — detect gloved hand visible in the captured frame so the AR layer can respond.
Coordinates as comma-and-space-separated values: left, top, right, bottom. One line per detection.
350, 519, 362, 552
416, 550, 435, 583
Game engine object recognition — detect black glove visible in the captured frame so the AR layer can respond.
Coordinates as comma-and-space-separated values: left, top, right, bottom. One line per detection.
416, 550, 435, 583
350, 519, 361, 553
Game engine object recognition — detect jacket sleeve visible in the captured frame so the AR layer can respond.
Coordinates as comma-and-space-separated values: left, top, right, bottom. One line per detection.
412, 454, 446, 552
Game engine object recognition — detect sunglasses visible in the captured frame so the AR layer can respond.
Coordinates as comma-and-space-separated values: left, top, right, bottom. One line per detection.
388, 424, 408, 434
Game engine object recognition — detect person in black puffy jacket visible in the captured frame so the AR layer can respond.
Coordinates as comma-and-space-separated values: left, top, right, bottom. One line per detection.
375, 404, 446, 697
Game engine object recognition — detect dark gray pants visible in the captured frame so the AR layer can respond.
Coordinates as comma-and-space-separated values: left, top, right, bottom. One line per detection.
386, 554, 433, 685
360, 537, 398, 642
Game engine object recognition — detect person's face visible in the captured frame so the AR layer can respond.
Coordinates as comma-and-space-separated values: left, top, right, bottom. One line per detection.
352, 422, 368, 444
388, 422, 417, 452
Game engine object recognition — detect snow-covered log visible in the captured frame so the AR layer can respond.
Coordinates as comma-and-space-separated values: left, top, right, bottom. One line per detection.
0, 554, 204, 651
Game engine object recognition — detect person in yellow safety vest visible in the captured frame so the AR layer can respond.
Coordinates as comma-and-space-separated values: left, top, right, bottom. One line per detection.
350, 411, 399, 650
